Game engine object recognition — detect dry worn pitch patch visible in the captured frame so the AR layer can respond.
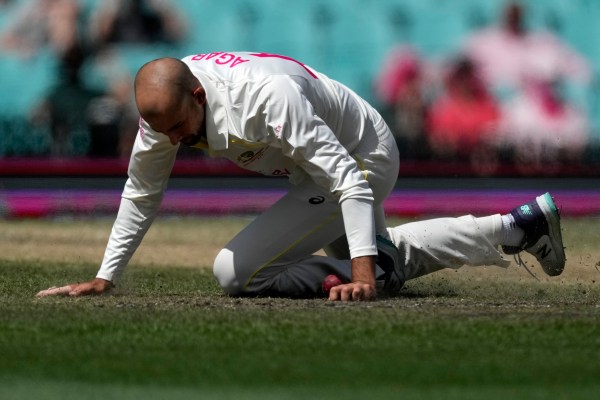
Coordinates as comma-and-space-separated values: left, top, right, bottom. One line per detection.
1, 216, 598, 309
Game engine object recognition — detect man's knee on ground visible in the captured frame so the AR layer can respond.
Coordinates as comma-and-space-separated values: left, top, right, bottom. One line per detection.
212, 248, 245, 296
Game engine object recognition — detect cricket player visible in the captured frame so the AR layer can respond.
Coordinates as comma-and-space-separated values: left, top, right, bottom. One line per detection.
37, 52, 565, 301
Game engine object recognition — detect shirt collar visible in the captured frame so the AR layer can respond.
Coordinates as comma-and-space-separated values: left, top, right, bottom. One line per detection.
195, 71, 230, 150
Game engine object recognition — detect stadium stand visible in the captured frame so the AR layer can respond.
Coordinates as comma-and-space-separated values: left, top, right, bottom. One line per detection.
0, 0, 599, 164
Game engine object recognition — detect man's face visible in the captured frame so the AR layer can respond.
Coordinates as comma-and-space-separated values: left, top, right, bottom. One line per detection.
148, 90, 206, 146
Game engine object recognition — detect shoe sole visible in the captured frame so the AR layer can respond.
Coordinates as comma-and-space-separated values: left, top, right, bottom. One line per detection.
535, 193, 566, 276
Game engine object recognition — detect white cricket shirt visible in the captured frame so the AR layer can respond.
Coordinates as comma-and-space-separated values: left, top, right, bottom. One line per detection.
97, 51, 384, 282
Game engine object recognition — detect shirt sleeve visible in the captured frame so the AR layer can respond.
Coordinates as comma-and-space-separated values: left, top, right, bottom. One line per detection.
96, 197, 158, 282
96, 118, 179, 282
259, 76, 377, 258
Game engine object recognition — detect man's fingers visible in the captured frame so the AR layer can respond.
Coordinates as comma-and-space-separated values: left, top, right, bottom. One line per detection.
68, 285, 94, 297
328, 284, 353, 301
36, 278, 112, 299
340, 285, 352, 302
328, 285, 344, 301
356, 284, 376, 301
352, 286, 365, 301
36, 285, 75, 298
328, 283, 375, 302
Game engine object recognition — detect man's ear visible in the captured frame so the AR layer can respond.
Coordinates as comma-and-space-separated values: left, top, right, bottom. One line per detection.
193, 87, 206, 104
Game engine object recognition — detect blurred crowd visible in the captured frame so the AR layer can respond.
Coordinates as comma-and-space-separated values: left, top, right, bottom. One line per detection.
0, 0, 187, 158
0, 0, 597, 174
374, 1, 595, 174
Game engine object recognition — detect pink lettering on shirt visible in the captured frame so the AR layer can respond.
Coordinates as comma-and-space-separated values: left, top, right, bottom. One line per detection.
215, 53, 235, 65
190, 52, 314, 77
249, 52, 318, 79
191, 52, 250, 68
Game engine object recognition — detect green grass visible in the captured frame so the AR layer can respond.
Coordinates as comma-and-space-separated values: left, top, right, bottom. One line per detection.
1, 256, 600, 400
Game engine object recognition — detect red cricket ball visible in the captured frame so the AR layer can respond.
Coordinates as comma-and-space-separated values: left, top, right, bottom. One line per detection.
321, 274, 343, 294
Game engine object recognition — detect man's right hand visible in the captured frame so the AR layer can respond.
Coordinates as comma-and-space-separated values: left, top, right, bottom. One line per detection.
36, 278, 113, 298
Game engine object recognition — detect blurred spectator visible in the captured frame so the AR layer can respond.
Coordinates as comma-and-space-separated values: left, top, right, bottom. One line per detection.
463, 1, 592, 97
461, 0, 593, 172
374, 45, 431, 160
89, 0, 187, 48
83, 0, 190, 158
31, 43, 105, 157
0, 0, 82, 59
426, 56, 501, 168
30, 39, 139, 159
87, 77, 137, 159
103, 74, 140, 159
496, 76, 590, 172
0, 0, 16, 18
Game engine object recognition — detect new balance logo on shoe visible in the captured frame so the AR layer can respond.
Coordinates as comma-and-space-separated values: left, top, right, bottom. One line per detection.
536, 244, 552, 259
520, 205, 533, 215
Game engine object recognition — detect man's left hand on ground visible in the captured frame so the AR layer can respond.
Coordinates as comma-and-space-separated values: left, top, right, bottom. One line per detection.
36, 278, 113, 298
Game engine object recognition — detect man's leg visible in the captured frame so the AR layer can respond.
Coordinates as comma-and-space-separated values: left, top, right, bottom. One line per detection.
212, 180, 376, 297
215, 209, 513, 297
387, 214, 510, 282
213, 114, 400, 298
385, 192, 565, 283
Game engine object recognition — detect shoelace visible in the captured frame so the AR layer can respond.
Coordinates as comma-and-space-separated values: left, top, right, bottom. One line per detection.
513, 253, 540, 281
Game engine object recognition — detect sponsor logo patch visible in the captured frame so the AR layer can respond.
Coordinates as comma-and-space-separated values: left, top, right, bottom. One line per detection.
237, 150, 255, 163
237, 148, 267, 166
309, 196, 325, 205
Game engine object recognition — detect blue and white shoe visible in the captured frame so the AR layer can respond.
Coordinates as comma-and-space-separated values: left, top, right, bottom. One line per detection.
502, 192, 566, 276
376, 235, 405, 295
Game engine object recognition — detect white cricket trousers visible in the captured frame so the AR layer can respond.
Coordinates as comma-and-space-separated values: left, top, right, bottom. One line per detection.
212, 123, 509, 297
213, 201, 510, 297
